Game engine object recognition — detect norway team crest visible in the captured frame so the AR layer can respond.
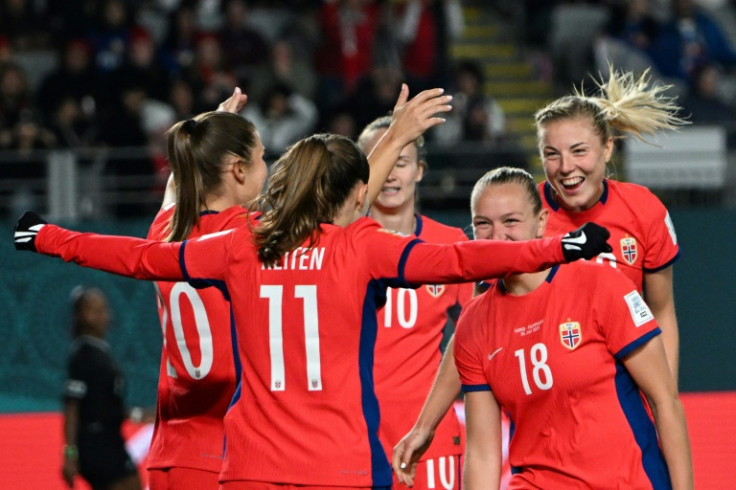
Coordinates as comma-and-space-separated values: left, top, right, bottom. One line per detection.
559, 321, 582, 350
620, 237, 638, 265
425, 284, 445, 297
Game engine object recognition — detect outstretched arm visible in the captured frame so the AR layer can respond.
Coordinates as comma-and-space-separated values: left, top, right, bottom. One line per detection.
366, 84, 452, 204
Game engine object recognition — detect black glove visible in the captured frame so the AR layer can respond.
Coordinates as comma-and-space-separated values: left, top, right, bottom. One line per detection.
14, 211, 48, 252
561, 222, 612, 262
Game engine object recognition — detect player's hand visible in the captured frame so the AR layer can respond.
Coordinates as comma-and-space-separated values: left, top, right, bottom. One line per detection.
561, 222, 612, 261
392, 426, 435, 487
14, 211, 47, 252
62, 456, 78, 487
217, 86, 248, 113
388, 84, 453, 144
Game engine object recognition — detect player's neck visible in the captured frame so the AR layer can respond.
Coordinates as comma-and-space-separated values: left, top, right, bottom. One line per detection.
370, 205, 416, 235
502, 269, 550, 296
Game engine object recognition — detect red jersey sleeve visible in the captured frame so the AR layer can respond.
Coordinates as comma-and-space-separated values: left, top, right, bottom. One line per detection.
179, 227, 243, 289
454, 297, 491, 390
36, 225, 184, 280
594, 268, 661, 359
403, 235, 565, 284
640, 191, 679, 271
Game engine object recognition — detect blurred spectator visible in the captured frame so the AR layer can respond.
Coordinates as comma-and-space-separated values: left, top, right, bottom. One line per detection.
47, 96, 99, 149
91, 0, 136, 73
242, 82, 318, 157
390, 0, 464, 92
248, 37, 317, 105
594, 0, 666, 85
36, 39, 103, 132
433, 60, 506, 145
0, 36, 13, 65
168, 77, 197, 120
98, 83, 157, 217
682, 62, 735, 125
0, 63, 33, 148
45, 0, 98, 45
184, 33, 239, 113
315, 0, 381, 111
0, 0, 49, 50
218, 0, 270, 86
161, 2, 200, 75
109, 26, 172, 104
340, 62, 403, 137
4, 110, 55, 218
649, 0, 736, 85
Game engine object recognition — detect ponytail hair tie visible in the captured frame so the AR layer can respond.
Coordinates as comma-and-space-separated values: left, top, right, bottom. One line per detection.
183, 118, 198, 133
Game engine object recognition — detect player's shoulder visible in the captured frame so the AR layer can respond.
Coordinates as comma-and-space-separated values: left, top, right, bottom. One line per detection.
148, 205, 176, 239
608, 180, 664, 207
416, 214, 468, 243
201, 206, 253, 233
558, 260, 636, 292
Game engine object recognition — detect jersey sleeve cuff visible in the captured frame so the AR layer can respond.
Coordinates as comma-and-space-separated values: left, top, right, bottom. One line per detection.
461, 383, 491, 393
614, 327, 661, 359
643, 249, 680, 273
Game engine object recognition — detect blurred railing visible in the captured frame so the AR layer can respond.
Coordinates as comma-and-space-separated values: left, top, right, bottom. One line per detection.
2, 136, 735, 222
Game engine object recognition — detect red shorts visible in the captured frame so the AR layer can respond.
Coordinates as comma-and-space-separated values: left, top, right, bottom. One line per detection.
394, 454, 461, 490
149, 467, 220, 490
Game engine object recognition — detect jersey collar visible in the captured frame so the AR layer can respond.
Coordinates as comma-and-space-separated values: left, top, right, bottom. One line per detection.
498, 265, 560, 295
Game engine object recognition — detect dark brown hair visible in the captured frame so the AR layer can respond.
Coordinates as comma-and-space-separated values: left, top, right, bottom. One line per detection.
254, 133, 369, 265
166, 111, 257, 241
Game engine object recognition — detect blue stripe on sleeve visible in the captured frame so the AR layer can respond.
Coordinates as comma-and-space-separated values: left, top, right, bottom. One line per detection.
396, 238, 423, 287
180, 240, 231, 300
461, 384, 491, 393
614, 360, 672, 489
615, 328, 661, 360
643, 250, 680, 273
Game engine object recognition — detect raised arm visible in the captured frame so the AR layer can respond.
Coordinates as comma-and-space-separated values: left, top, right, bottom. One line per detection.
365, 84, 452, 204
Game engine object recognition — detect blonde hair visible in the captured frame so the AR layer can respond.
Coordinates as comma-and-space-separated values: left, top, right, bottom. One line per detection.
534, 67, 688, 148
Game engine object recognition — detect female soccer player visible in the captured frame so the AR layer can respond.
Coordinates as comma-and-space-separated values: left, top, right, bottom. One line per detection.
357, 116, 471, 489
392, 67, 689, 484
145, 84, 454, 489
535, 67, 684, 381
455, 166, 692, 488
15, 137, 610, 488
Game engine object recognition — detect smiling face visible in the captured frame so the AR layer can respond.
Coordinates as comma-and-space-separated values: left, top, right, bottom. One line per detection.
472, 182, 548, 242
363, 127, 424, 213
539, 116, 613, 213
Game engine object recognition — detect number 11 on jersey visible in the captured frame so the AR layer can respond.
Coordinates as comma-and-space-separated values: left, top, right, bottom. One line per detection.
260, 285, 323, 392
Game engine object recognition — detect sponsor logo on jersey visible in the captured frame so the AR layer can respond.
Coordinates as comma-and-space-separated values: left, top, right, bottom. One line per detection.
623, 290, 654, 327
620, 236, 638, 265
559, 321, 582, 350
425, 284, 445, 297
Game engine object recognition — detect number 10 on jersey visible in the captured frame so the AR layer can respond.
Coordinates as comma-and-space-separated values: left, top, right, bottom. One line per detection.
260, 285, 322, 392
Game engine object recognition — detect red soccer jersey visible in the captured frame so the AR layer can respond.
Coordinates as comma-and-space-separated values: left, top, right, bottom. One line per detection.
455, 261, 671, 489
374, 215, 472, 461
36, 216, 570, 486
146, 204, 252, 473
541, 179, 680, 292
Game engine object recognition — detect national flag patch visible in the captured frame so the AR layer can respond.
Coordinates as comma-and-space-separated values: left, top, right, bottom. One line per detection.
425, 284, 445, 297
620, 237, 638, 265
559, 321, 582, 350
